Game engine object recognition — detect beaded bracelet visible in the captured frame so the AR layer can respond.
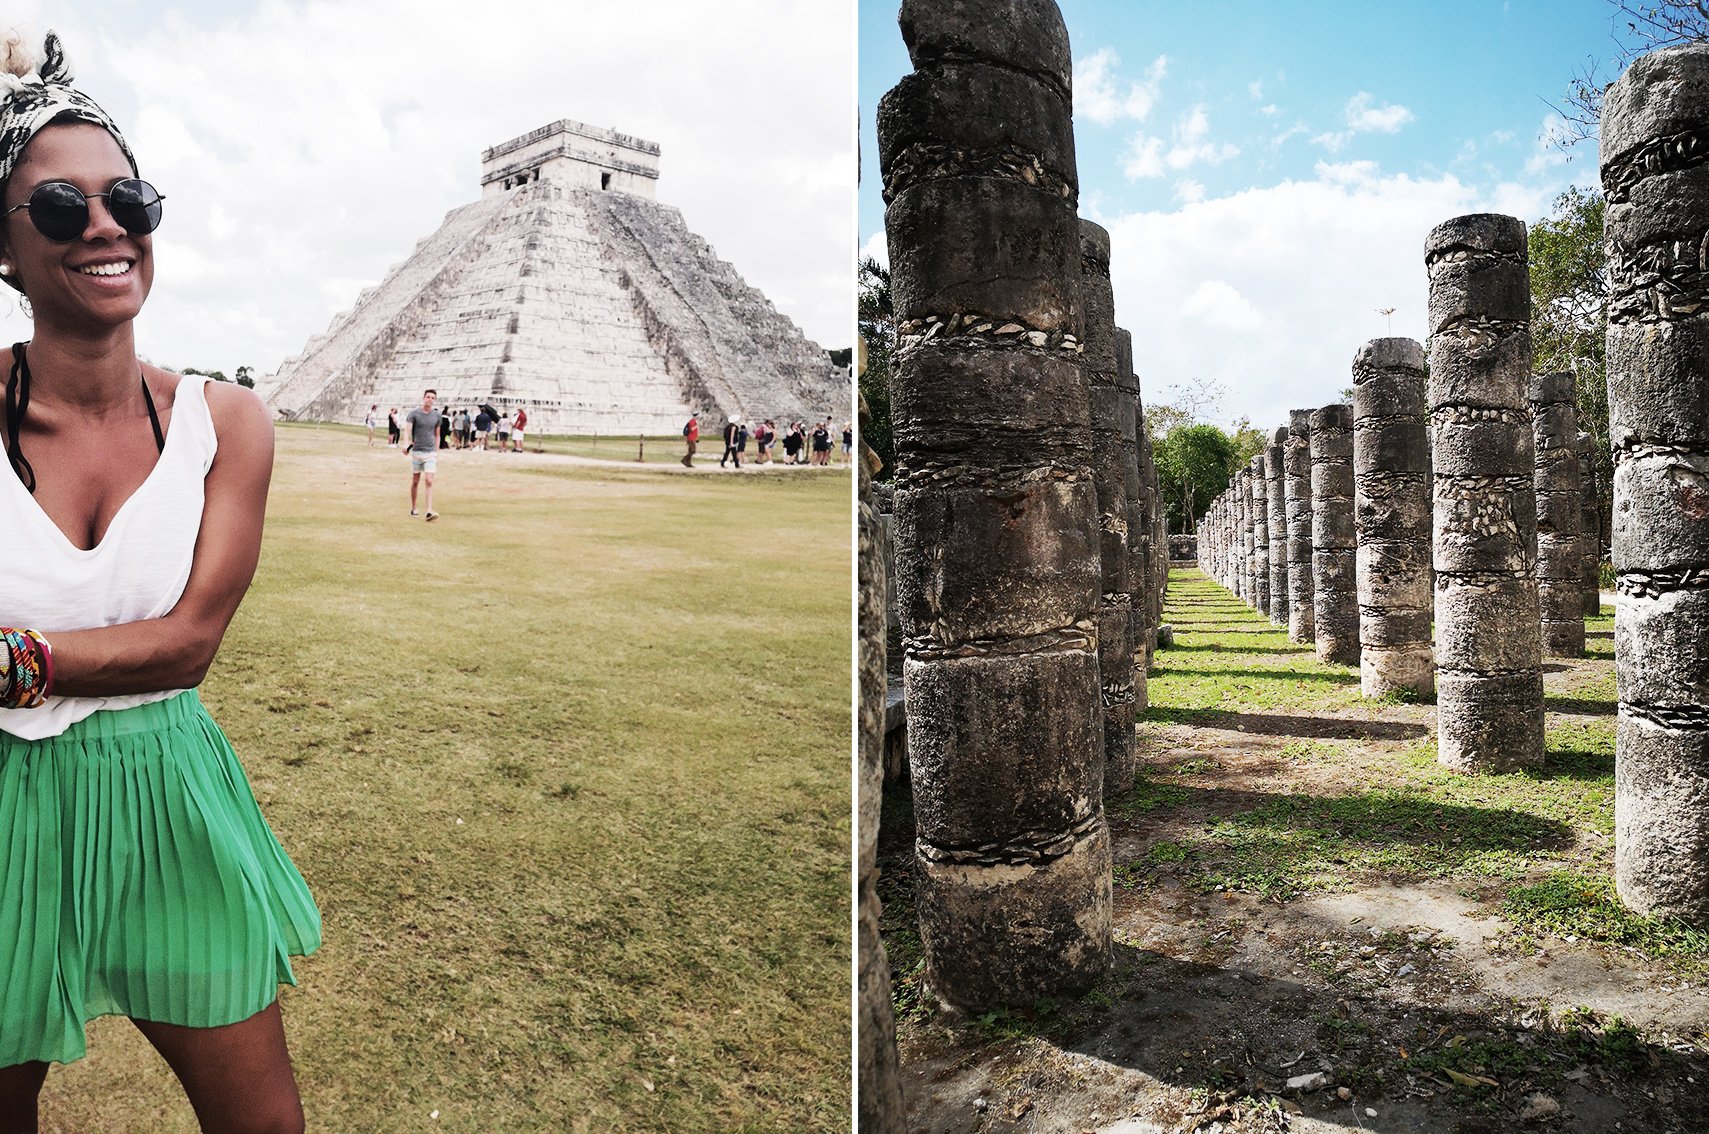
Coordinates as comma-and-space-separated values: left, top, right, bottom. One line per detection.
0, 627, 52, 709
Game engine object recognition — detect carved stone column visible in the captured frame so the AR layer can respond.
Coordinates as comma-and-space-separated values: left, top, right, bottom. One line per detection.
1285, 410, 1315, 643
1602, 45, 1709, 919
857, 394, 905, 1134
1531, 371, 1585, 657
1250, 454, 1271, 617
1267, 427, 1289, 627
1351, 339, 1435, 696
1117, 328, 1148, 715
1425, 213, 1545, 771
1241, 467, 1257, 606
1080, 221, 1135, 795
1579, 432, 1603, 616
1310, 404, 1359, 665
877, 0, 1110, 1009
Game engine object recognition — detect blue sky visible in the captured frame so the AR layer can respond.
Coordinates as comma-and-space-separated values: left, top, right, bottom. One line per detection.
861, 0, 1634, 429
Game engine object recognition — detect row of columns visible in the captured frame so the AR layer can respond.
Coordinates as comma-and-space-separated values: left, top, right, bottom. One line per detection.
1201, 213, 1595, 765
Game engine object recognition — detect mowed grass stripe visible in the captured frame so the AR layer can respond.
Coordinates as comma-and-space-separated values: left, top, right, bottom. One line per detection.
39, 425, 852, 1133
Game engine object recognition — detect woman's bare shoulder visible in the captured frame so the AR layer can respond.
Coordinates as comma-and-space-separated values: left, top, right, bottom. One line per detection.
195, 376, 276, 456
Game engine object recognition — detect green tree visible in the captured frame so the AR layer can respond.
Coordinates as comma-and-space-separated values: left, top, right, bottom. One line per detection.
1154, 423, 1238, 534
235, 364, 256, 389
857, 255, 894, 479
1530, 185, 1610, 548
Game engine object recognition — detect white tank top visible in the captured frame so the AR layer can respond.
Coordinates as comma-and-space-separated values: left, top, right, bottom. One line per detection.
0, 375, 217, 740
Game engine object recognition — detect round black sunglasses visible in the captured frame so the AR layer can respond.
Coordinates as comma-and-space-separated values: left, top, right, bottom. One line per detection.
4, 178, 164, 243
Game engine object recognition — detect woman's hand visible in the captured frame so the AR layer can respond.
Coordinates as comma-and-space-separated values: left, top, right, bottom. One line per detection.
44, 381, 275, 696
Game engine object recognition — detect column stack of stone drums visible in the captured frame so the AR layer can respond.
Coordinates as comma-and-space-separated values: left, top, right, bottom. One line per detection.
1079, 221, 1137, 796
1311, 404, 1360, 666
1424, 213, 1545, 772
1531, 370, 1585, 658
1351, 339, 1435, 696
1285, 411, 1316, 643
1267, 426, 1290, 627
877, 0, 1110, 1009
1601, 43, 1709, 921
1579, 431, 1603, 617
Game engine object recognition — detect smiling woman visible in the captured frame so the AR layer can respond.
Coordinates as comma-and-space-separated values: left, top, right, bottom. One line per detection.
0, 28, 320, 1134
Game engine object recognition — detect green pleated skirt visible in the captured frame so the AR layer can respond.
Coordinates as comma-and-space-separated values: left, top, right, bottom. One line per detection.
0, 690, 321, 1068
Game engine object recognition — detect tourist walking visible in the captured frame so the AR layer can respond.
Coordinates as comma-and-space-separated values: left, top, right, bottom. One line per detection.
811, 419, 831, 465
387, 406, 400, 446
733, 420, 748, 469
511, 407, 527, 452
474, 408, 491, 450
841, 422, 853, 466
0, 34, 320, 1129
496, 411, 511, 451
454, 407, 469, 449
681, 413, 698, 467
783, 422, 803, 465
365, 403, 378, 445
438, 409, 450, 449
720, 418, 738, 467
404, 389, 442, 520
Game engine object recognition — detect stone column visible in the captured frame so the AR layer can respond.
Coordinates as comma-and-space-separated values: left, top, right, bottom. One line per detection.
1425, 213, 1545, 772
1080, 221, 1136, 795
877, 0, 1110, 1009
1267, 427, 1289, 626
1118, 328, 1149, 714
1531, 371, 1585, 657
1250, 456, 1270, 617
1240, 467, 1257, 606
1285, 410, 1316, 642
1229, 477, 1242, 595
1352, 339, 1435, 696
1602, 45, 1709, 920
1310, 404, 1359, 664
1579, 432, 1603, 616
857, 395, 905, 1134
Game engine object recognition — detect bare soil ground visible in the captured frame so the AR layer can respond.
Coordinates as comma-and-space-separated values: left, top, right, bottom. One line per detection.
878, 569, 1708, 1134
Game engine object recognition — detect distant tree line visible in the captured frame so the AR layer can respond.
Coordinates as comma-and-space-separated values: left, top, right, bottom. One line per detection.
180, 364, 256, 388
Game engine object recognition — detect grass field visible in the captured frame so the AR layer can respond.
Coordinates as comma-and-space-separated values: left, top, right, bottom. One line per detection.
38, 425, 853, 1133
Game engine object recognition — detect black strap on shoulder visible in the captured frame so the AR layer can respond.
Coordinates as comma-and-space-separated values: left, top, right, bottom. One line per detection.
140, 370, 164, 454
5, 342, 34, 493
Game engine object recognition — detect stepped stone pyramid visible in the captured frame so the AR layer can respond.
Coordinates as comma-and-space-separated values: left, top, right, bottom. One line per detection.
260, 119, 849, 432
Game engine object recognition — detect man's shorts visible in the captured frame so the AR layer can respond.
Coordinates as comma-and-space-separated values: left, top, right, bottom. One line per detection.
411, 455, 437, 473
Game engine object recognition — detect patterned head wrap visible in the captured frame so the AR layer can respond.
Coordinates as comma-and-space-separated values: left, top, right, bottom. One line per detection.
0, 30, 137, 190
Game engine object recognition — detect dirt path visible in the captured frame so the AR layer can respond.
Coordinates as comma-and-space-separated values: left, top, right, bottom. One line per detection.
878, 569, 1707, 1134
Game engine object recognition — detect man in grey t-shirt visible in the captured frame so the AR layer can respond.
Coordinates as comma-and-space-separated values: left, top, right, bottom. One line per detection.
404, 389, 443, 520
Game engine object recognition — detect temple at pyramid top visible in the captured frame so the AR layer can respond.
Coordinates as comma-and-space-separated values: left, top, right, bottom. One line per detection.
480, 119, 661, 200
260, 120, 848, 434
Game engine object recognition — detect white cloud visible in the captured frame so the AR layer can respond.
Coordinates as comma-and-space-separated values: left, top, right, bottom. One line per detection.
1075, 48, 1167, 126
1103, 162, 1557, 430
1124, 106, 1238, 179
1248, 80, 1264, 99
1122, 134, 1166, 179
860, 230, 888, 269
1312, 92, 1416, 152
1173, 179, 1206, 205
1259, 103, 1281, 117
1345, 92, 1415, 133
0, 0, 854, 371
1180, 279, 1262, 330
